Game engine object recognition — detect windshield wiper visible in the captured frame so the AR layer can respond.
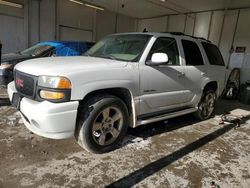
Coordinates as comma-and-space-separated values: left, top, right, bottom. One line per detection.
98, 54, 117, 60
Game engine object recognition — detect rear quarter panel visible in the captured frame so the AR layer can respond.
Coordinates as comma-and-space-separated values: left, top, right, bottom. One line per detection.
198, 41, 226, 96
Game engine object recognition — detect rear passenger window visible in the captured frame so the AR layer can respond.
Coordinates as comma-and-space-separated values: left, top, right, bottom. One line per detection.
202, 42, 225, 66
182, 40, 204, 66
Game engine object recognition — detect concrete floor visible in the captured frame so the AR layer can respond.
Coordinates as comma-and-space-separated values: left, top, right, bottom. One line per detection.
0, 88, 250, 188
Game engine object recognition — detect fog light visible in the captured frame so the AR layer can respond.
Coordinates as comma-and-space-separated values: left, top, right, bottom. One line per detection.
40, 90, 65, 100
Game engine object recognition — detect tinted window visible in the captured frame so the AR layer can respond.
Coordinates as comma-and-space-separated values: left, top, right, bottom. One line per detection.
202, 42, 225, 66
147, 37, 179, 65
182, 40, 204, 66
21, 45, 52, 57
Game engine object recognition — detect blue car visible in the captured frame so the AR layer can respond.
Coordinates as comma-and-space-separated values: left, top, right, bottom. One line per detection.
0, 41, 94, 85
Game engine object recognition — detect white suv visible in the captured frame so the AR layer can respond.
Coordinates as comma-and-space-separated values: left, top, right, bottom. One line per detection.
8, 32, 226, 153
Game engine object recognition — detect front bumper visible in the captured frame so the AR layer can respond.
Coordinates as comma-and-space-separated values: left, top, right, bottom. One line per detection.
8, 82, 79, 139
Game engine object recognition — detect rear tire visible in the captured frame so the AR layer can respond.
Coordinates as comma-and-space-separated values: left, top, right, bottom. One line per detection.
75, 95, 129, 154
194, 90, 216, 120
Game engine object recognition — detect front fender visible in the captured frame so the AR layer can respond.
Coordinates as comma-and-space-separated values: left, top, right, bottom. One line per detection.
70, 80, 138, 100
71, 80, 139, 128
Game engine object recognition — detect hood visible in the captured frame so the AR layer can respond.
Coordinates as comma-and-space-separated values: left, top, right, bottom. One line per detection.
15, 56, 128, 76
1, 53, 30, 64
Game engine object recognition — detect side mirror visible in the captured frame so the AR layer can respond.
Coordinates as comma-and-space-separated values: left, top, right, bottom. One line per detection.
147, 53, 169, 66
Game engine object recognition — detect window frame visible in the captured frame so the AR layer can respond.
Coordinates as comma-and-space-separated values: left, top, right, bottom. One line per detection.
146, 37, 180, 66
181, 39, 205, 66
202, 42, 225, 66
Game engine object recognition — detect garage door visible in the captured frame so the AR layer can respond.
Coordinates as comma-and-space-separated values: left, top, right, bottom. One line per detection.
0, 15, 25, 53
59, 25, 92, 42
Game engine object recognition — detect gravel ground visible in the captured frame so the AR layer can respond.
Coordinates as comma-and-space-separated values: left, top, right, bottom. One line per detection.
0, 85, 7, 96
0, 87, 250, 188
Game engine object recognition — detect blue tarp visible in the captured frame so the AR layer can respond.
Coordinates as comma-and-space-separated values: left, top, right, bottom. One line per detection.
38, 41, 89, 56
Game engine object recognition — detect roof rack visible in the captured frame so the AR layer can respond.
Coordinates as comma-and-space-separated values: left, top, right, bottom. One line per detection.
162, 32, 211, 43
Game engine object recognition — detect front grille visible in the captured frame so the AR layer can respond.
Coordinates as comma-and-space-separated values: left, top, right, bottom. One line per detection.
15, 70, 37, 97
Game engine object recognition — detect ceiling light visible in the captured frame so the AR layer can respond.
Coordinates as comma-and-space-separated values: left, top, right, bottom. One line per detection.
0, 0, 23, 8
84, 3, 104, 11
69, 0, 83, 5
68, 0, 104, 11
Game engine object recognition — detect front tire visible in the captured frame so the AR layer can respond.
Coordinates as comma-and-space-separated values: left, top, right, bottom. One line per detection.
194, 90, 216, 120
75, 95, 129, 154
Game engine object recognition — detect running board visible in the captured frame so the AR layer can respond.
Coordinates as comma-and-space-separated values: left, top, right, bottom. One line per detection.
137, 108, 197, 126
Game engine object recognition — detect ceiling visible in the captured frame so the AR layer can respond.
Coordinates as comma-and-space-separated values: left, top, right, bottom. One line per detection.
85, 0, 250, 18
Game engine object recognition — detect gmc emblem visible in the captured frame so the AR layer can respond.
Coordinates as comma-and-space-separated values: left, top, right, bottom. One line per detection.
16, 78, 24, 87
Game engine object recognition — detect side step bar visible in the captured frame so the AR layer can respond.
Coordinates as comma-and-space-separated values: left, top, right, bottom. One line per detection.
137, 108, 197, 126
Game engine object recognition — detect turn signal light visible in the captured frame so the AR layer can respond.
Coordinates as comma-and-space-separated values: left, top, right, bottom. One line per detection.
57, 78, 71, 89
40, 90, 65, 100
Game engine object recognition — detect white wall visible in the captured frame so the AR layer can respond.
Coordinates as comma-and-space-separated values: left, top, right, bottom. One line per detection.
219, 10, 238, 64
0, 0, 136, 53
40, 0, 56, 42
193, 12, 211, 39
57, 0, 94, 41
184, 14, 195, 35
234, 9, 250, 53
137, 8, 250, 67
0, 15, 25, 53
168, 15, 186, 33
0, 1, 26, 53
116, 14, 136, 33
208, 11, 224, 45
28, 0, 39, 46
96, 9, 136, 41
137, 16, 167, 32
96, 10, 116, 41
20, 0, 56, 46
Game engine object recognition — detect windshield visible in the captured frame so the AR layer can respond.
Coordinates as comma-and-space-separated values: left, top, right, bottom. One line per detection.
21, 44, 53, 56
85, 34, 152, 62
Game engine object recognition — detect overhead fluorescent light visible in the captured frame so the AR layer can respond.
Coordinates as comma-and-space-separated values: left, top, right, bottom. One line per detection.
69, 0, 83, 5
84, 3, 104, 11
69, 0, 104, 11
0, 0, 23, 9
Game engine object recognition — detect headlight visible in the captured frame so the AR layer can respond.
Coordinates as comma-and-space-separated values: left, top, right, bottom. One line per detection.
38, 76, 71, 89
38, 76, 71, 101
0, 63, 12, 70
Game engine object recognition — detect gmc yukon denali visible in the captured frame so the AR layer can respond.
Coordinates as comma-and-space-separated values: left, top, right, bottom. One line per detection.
8, 32, 226, 153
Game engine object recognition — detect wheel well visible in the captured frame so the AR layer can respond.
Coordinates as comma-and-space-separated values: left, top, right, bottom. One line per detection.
81, 88, 134, 126
204, 81, 218, 92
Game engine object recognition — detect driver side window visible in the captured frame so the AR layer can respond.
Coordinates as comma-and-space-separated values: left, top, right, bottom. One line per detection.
147, 37, 180, 65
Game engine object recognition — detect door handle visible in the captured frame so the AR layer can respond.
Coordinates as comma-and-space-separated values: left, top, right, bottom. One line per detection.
177, 72, 185, 77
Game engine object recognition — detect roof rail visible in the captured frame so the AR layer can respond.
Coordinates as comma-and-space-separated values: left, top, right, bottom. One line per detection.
169, 32, 184, 35
162, 32, 184, 35
162, 32, 211, 43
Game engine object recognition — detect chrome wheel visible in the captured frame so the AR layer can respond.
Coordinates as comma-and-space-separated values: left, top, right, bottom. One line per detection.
199, 92, 215, 119
92, 107, 123, 146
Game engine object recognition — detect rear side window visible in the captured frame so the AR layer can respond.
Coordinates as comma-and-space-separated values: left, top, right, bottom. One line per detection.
182, 40, 204, 66
202, 42, 225, 66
